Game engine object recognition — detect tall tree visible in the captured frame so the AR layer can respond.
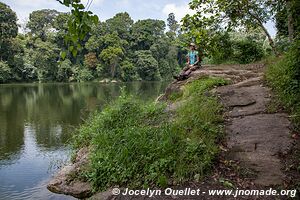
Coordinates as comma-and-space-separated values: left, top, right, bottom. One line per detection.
99, 46, 123, 78
27, 9, 61, 41
105, 12, 134, 41
131, 19, 166, 50
0, 2, 18, 61
167, 13, 180, 37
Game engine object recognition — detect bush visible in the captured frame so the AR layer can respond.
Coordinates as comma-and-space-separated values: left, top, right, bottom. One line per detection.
135, 50, 161, 81
0, 61, 11, 83
56, 59, 72, 82
72, 66, 94, 82
120, 60, 138, 81
266, 39, 300, 129
73, 77, 227, 191
233, 38, 265, 64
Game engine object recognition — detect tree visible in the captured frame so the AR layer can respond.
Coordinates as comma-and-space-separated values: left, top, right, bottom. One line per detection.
274, 0, 300, 42
131, 19, 166, 50
150, 37, 179, 79
56, 59, 72, 81
53, 13, 70, 48
99, 46, 124, 78
135, 50, 161, 81
27, 9, 61, 41
26, 39, 60, 82
0, 2, 18, 62
167, 13, 180, 38
105, 12, 134, 41
183, 0, 278, 55
120, 60, 138, 81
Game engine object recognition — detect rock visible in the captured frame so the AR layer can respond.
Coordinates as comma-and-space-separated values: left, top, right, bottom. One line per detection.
89, 189, 115, 200
100, 79, 110, 83
226, 113, 292, 186
47, 147, 93, 199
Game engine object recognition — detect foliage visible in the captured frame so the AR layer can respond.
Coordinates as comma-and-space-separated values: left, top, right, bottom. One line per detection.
0, 61, 11, 83
27, 39, 60, 82
205, 31, 265, 64
27, 9, 60, 41
1, 2, 183, 83
120, 60, 138, 81
232, 37, 265, 64
99, 46, 124, 78
183, 0, 277, 54
84, 52, 98, 69
135, 50, 161, 81
0, 2, 18, 40
72, 65, 94, 82
105, 12, 133, 41
0, 2, 18, 62
57, 0, 99, 59
266, 39, 300, 129
73, 77, 227, 191
56, 59, 73, 81
131, 19, 166, 50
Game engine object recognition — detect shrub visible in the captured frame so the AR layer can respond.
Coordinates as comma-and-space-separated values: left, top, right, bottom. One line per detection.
0, 61, 11, 83
72, 66, 94, 82
266, 39, 300, 129
120, 60, 138, 81
56, 59, 72, 82
233, 38, 265, 64
135, 50, 161, 81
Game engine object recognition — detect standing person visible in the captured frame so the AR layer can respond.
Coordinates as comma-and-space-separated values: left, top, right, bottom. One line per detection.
174, 43, 201, 81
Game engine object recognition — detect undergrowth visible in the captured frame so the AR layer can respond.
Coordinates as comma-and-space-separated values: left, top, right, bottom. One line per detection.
265, 39, 300, 130
72, 77, 228, 191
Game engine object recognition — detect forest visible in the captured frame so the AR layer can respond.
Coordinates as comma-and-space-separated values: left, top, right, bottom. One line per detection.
1, 0, 298, 83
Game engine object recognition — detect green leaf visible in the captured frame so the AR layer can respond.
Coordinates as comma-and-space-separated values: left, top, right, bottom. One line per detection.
60, 51, 67, 59
72, 49, 78, 57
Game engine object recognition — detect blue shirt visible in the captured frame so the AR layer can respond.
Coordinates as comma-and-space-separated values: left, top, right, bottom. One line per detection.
188, 51, 198, 65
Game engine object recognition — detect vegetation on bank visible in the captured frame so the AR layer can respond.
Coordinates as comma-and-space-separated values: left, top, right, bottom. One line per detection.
266, 39, 300, 130
72, 77, 227, 191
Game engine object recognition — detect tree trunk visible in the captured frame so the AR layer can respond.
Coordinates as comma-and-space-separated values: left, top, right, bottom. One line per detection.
287, 0, 294, 42
248, 12, 278, 56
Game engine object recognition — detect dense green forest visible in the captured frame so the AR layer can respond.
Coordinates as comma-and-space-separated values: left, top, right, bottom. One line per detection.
1, 0, 297, 83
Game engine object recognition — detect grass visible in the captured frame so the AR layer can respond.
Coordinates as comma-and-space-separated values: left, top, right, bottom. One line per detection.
265, 40, 300, 131
72, 77, 228, 191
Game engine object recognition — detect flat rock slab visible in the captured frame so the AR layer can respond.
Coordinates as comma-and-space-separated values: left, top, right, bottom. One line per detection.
211, 66, 294, 186
226, 113, 292, 185
218, 85, 271, 117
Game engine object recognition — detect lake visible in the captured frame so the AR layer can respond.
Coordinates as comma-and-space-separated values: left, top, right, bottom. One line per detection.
0, 81, 170, 200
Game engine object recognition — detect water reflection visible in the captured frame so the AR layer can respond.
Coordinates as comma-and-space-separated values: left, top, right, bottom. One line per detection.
0, 81, 169, 200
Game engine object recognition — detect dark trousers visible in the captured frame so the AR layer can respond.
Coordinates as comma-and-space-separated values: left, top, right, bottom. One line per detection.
180, 65, 199, 77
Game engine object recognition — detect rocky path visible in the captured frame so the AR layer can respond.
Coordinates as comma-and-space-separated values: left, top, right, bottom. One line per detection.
206, 64, 293, 186
163, 63, 293, 186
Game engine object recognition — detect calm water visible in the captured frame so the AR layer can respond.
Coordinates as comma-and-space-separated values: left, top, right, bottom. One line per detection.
0, 81, 169, 200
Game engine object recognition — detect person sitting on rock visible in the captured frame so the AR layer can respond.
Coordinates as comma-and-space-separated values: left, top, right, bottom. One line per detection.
174, 43, 201, 81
